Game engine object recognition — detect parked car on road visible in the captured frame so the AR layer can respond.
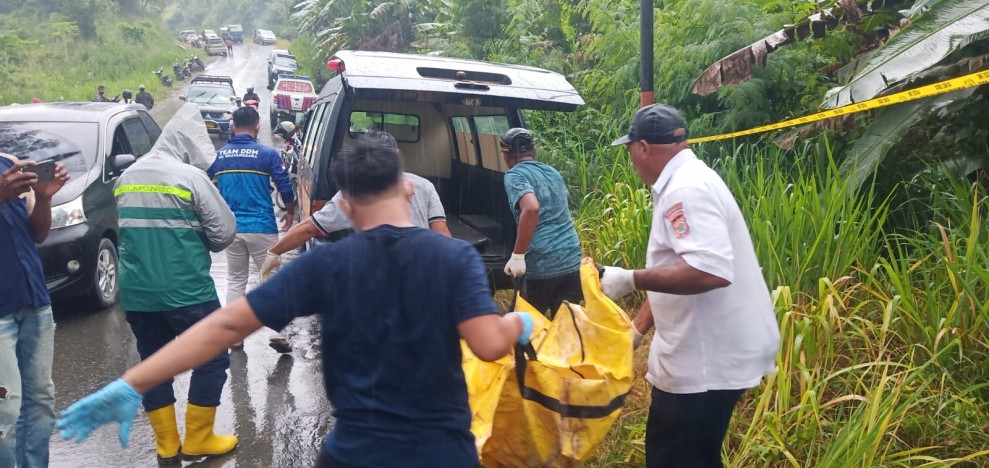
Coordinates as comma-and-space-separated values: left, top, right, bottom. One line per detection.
178, 30, 197, 42
227, 24, 244, 43
270, 74, 317, 129
267, 52, 298, 88
205, 36, 227, 56
0, 102, 161, 308
181, 75, 239, 138
294, 51, 584, 289
254, 29, 276, 45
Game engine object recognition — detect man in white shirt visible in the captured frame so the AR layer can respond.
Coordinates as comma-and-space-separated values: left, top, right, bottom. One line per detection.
600, 104, 780, 468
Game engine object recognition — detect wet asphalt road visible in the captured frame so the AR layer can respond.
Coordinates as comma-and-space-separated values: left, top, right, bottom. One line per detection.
48, 42, 332, 467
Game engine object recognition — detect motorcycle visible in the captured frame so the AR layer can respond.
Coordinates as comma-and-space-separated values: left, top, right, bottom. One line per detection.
153, 68, 172, 87
188, 55, 205, 72
172, 62, 191, 81
242, 99, 260, 112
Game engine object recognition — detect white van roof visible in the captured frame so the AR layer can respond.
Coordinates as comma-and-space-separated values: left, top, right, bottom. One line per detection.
331, 51, 584, 112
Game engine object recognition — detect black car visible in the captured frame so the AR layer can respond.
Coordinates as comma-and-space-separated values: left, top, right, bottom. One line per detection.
0, 102, 161, 308
267, 52, 298, 89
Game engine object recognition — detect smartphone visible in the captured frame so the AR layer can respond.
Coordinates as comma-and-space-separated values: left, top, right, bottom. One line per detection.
23, 160, 56, 184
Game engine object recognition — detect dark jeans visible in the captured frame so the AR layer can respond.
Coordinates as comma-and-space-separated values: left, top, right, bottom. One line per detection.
314, 449, 357, 468
125, 299, 229, 411
522, 269, 583, 318
646, 386, 744, 468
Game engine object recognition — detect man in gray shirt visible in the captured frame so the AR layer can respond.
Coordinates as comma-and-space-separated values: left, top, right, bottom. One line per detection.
260, 133, 450, 282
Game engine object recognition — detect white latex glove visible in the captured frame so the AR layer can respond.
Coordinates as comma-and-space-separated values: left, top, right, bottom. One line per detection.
259, 251, 282, 282
504, 253, 526, 277
601, 266, 636, 300
632, 327, 644, 349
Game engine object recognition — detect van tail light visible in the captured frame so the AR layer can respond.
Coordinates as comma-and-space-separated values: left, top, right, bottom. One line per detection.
302, 97, 316, 112
326, 59, 344, 73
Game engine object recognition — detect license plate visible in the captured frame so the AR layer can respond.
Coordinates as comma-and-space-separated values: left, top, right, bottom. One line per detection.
205, 121, 218, 129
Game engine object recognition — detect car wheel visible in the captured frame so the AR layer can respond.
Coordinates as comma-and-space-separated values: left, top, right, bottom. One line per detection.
270, 113, 278, 129
89, 238, 119, 309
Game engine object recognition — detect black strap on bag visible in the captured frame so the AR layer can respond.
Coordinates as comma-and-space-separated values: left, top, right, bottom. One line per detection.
509, 278, 628, 419
509, 277, 539, 386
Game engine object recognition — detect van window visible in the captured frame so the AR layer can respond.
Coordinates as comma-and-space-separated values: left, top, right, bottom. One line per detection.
472, 115, 509, 172
350, 112, 420, 142
302, 104, 327, 167
451, 117, 477, 166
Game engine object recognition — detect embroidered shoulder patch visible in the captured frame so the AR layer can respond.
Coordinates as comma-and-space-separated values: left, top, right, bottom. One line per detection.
663, 202, 690, 239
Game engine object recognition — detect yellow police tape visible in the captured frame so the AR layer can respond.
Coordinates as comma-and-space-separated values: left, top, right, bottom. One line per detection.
688, 69, 989, 144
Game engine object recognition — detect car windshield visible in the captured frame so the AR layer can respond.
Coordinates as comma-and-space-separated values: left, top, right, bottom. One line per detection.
0, 122, 97, 178
274, 56, 297, 68
188, 86, 233, 105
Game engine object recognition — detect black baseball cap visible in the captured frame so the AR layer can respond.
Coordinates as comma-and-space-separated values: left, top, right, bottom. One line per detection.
500, 128, 534, 153
611, 104, 688, 146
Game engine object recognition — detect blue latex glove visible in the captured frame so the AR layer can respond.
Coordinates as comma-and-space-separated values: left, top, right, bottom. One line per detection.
56, 378, 143, 447
507, 312, 534, 345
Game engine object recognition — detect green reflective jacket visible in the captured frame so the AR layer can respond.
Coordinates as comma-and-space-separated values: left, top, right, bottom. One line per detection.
115, 103, 235, 312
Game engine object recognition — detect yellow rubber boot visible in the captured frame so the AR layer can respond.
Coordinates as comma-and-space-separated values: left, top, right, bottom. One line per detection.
146, 405, 181, 465
181, 404, 238, 458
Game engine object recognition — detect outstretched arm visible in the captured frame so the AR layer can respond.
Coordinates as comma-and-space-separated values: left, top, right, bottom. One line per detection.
123, 298, 262, 392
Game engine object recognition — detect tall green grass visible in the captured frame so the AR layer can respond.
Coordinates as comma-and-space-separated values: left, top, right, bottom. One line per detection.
534, 128, 989, 466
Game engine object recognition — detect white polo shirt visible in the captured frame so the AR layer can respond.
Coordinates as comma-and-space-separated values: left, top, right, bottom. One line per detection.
645, 149, 779, 394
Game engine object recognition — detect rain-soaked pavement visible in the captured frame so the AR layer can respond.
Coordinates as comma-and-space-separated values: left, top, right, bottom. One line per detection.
48, 42, 333, 467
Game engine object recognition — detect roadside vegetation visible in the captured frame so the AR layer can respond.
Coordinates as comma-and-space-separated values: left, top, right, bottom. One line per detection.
289, 0, 989, 465
0, 2, 199, 105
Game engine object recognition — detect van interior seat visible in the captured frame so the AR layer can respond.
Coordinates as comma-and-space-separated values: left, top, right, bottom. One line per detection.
459, 214, 502, 244
446, 218, 490, 249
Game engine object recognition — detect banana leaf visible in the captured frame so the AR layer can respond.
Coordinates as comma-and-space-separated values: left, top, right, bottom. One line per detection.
822, 0, 989, 108
839, 87, 976, 190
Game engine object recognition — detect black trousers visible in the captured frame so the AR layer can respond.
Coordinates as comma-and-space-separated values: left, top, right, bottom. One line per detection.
646, 386, 744, 468
521, 269, 583, 318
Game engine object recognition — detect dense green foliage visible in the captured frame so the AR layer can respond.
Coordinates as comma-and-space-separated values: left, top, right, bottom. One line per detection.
0, 1, 191, 104
289, 1, 989, 465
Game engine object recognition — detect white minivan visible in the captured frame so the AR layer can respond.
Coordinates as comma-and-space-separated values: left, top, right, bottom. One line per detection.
293, 51, 584, 289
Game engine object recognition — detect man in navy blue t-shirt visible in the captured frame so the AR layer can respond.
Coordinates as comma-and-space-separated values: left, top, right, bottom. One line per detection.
56, 135, 536, 467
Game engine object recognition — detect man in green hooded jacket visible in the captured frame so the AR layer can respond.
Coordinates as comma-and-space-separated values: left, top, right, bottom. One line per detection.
113, 103, 238, 464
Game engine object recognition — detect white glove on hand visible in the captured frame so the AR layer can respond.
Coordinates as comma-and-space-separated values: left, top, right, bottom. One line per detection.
504, 253, 526, 277
601, 266, 636, 300
632, 327, 644, 349
259, 251, 282, 282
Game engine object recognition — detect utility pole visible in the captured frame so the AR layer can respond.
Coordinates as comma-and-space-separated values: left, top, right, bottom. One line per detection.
640, 0, 654, 108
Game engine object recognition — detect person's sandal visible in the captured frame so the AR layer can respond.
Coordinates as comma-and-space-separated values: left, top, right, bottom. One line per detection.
268, 337, 292, 353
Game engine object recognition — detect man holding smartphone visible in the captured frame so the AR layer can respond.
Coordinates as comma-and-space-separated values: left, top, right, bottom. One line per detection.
0, 154, 69, 467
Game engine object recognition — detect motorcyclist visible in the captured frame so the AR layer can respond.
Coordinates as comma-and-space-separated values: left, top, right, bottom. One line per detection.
121, 89, 134, 105
93, 85, 119, 103
272, 121, 296, 141
136, 85, 154, 110
242, 87, 260, 103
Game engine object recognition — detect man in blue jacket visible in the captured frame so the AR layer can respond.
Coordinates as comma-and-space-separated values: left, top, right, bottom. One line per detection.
209, 107, 295, 350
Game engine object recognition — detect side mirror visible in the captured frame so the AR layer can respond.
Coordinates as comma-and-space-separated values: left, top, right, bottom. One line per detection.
111, 154, 136, 175
178, 95, 187, 101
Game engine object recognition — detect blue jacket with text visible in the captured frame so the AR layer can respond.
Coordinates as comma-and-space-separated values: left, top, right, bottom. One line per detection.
208, 134, 294, 234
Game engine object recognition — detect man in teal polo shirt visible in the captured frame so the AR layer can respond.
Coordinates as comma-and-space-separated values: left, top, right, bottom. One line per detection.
500, 128, 583, 317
